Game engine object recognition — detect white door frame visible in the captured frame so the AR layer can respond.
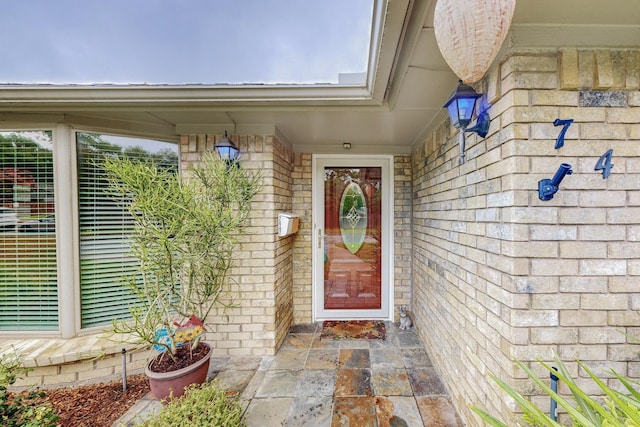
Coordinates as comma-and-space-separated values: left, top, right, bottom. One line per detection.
312, 154, 394, 321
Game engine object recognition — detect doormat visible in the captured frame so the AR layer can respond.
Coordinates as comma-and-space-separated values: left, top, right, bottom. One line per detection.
320, 320, 386, 340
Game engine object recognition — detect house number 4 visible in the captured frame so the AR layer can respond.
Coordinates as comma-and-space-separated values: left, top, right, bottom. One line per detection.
595, 149, 614, 179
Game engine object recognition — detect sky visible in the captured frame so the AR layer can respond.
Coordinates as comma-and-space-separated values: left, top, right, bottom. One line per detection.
1, 0, 373, 85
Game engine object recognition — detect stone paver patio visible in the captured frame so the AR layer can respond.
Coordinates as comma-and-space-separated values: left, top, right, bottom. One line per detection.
115, 322, 462, 426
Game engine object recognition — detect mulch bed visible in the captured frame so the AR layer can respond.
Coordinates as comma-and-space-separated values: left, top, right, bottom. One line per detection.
8, 345, 211, 427
15, 373, 150, 427
320, 320, 386, 340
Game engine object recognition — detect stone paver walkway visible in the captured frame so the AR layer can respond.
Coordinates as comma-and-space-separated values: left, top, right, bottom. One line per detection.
115, 322, 462, 426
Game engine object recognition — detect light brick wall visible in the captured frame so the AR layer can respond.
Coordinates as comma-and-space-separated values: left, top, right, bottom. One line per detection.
180, 133, 294, 357
292, 153, 313, 323
3, 337, 148, 389
412, 47, 640, 425
272, 138, 295, 348
394, 155, 413, 319
13, 350, 149, 388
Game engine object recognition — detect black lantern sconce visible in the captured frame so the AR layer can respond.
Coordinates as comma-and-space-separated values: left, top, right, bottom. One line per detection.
443, 80, 490, 163
214, 130, 240, 167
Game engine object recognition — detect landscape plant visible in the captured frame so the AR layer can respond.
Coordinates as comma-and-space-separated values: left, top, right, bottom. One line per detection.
104, 153, 261, 362
135, 380, 246, 427
471, 354, 640, 426
0, 353, 58, 427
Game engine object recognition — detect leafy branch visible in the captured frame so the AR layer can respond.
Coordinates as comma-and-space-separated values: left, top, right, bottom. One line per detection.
105, 153, 261, 360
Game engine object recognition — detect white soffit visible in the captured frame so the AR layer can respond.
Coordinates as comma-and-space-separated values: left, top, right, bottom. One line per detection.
410, 28, 452, 71
393, 67, 457, 110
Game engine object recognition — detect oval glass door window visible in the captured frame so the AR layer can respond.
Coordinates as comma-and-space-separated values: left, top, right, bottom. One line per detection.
339, 182, 367, 254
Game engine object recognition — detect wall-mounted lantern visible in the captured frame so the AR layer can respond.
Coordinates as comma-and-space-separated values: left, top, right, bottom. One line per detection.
443, 80, 490, 163
214, 130, 240, 167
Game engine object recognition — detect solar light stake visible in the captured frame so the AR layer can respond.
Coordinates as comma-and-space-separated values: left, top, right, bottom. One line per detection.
122, 348, 127, 392
550, 367, 559, 421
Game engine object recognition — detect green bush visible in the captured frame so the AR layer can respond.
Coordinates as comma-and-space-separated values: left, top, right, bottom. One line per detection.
106, 153, 261, 358
138, 380, 246, 427
0, 353, 58, 427
471, 355, 640, 427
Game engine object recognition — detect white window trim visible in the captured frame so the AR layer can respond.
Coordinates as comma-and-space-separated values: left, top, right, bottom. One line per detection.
55, 124, 81, 338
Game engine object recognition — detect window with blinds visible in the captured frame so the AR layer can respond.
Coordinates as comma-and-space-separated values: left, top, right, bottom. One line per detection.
77, 133, 179, 328
0, 131, 58, 331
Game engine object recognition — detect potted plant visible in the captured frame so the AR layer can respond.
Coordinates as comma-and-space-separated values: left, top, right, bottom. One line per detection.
104, 153, 260, 401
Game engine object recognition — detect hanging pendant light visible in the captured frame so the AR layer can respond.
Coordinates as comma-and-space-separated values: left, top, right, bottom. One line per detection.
434, 0, 516, 83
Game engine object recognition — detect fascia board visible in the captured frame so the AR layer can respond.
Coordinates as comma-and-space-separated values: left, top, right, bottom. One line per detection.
0, 84, 379, 110
369, 0, 413, 103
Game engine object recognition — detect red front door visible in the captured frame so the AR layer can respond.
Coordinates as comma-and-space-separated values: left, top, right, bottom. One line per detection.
323, 166, 382, 310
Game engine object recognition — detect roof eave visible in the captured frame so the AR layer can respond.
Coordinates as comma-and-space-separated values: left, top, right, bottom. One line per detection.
0, 83, 382, 110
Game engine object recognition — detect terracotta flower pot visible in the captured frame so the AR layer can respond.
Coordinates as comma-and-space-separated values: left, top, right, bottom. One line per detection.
145, 342, 212, 401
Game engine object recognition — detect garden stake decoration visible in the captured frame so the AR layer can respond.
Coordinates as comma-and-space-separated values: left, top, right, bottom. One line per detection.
173, 315, 206, 351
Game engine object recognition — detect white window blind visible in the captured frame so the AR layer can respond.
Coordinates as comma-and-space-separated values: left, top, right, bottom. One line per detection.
77, 133, 178, 328
0, 131, 58, 331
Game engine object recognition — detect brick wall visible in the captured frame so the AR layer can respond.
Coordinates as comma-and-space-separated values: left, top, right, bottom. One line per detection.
292, 153, 313, 322
180, 133, 293, 357
14, 349, 149, 388
272, 138, 295, 348
394, 155, 413, 319
412, 48, 640, 425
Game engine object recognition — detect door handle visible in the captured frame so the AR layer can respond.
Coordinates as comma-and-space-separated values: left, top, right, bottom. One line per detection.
318, 228, 323, 249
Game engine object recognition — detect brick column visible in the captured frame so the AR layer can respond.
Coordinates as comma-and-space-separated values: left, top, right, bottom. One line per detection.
179, 133, 294, 356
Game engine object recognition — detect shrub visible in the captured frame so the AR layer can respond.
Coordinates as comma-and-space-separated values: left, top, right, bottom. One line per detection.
138, 380, 246, 427
471, 355, 640, 427
106, 153, 261, 359
0, 353, 58, 427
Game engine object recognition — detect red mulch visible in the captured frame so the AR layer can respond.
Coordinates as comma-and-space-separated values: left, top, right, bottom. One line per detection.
13, 374, 150, 427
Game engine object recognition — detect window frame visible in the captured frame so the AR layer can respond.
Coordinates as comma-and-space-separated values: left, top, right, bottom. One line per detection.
0, 126, 60, 334
0, 124, 180, 338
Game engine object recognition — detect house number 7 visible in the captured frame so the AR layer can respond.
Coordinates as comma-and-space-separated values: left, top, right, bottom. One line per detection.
553, 118, 573, 149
